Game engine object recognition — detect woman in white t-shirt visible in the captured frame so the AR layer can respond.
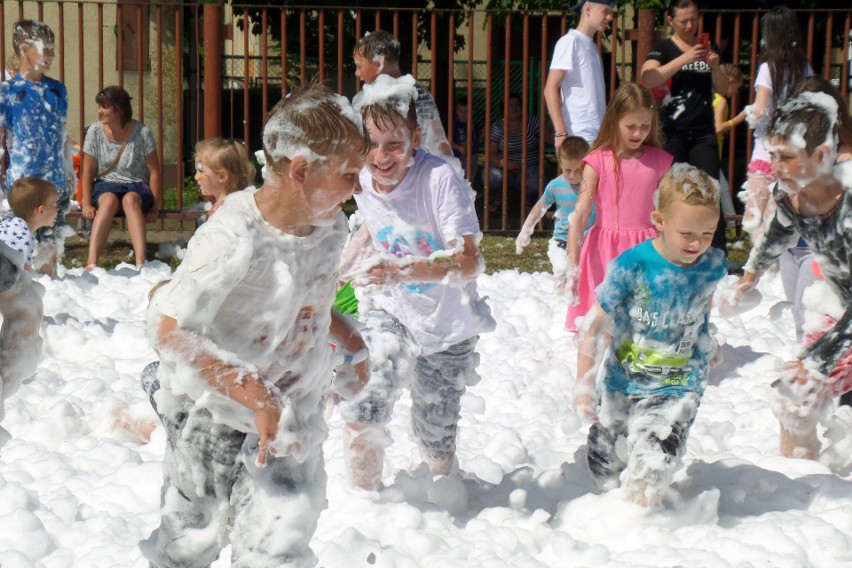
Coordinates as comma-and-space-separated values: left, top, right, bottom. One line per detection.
738, 6, 811, 244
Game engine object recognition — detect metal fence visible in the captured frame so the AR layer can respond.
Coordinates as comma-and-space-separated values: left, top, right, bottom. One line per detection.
2, 2, 851, 229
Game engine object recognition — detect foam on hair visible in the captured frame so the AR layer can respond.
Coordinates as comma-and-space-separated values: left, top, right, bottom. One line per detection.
262, 82, 366, 173
654, 163, 720, 213
767, 91, 839, 154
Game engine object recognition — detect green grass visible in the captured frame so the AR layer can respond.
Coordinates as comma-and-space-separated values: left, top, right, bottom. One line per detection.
62, 227, 752, 274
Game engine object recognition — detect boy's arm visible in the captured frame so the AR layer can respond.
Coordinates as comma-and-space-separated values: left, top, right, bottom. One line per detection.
544, 68, 568, 147
329, 308, 370, 398
575, 302, 611, 420
155, 314, 282, 466
361, 234, 483, 287
798, 306, 852, 378
516, 197, 549, 253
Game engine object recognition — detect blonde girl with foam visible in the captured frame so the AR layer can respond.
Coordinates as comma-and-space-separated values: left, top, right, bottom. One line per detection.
193, 137, 256, 217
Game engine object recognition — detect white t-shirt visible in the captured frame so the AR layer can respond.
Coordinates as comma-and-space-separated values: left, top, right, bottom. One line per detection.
550, 29, 606, 144
751, 61, 814, 163
149, 188, 347, 434
355, 150, 495, 355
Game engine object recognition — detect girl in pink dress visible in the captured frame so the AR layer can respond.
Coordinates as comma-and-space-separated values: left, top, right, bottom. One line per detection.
565, 83, 673, 331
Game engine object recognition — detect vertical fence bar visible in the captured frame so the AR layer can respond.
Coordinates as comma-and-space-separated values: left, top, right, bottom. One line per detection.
337, 11, 344, 94
243, 11, 250, 145
540, 13, 548, 223
484, 13, 493, 230
262, 8, 268, 119
843, 13, 851, 99
824, 12, 833, 80
746, 12, 759, 163
374, 10, 380, 30
806, 12, 814, 64
466, 12, 475, 180
175, 7, 183, 200
609, 12, 617, 97
156, 3, 163, 212
447, 12, 455, 156
300, 9, 307, 82
393, 11, 399, 39
318, 10, 326, 84
522, 11, 531, 222
355, 10, 362, 91
37, 1, 43, 22
430, 12, 437, 96
502, 13, 510, 230
98, 3, 103, 91
727, 12, 742, 192
411, 12, 418, 79
281, 8, 287, 94
77, 3, 84, 148
57, 2, 64, 83
117, 4, 124, 88
136, 4, 143, 123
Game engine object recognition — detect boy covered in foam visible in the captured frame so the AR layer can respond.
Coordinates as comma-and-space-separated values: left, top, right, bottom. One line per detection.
576, 164, 727, 507
0, 177, 58, 270
140, 82, 370, 568
727, 93, 852, 461
338, 74, 495, 491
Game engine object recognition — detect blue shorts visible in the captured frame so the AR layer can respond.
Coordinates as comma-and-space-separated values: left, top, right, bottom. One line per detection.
92, 180, 155, 214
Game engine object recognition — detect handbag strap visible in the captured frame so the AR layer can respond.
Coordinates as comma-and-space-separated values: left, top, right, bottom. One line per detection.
95, 120, 134, 179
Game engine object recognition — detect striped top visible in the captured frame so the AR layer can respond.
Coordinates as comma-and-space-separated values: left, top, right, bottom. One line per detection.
490, 115, 542, 166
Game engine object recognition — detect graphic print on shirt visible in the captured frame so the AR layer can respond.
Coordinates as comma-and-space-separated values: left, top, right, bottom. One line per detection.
376, 225, 442, 293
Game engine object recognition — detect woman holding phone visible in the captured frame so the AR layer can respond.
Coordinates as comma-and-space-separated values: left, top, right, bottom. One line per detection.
641, 0, 730, 252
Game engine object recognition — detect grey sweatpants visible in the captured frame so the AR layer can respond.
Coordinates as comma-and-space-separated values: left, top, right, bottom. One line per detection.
337, 308, 480, 459
140, 364, 327, 568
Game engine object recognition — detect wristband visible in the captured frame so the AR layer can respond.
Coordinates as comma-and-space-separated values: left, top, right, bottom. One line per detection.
727, 120, 733, 129
342, 347, 369, 365
554, 132, 569, 138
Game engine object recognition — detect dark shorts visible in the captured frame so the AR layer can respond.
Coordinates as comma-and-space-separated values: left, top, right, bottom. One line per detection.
92, 180, 155, 214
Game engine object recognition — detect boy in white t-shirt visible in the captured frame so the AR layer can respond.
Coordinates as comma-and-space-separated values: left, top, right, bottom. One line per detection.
544, 0, 613, 146
140, 83, 370, 568
339, 74, 495, 491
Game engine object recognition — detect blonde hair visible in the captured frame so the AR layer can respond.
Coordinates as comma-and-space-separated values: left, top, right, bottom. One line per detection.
194, 138, 256, 194
263, 81, 368, 176
8, 177, 56, 220
655, 163, 720, 215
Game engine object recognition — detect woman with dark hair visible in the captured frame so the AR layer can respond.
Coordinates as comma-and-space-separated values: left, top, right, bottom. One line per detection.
738, 6, 811, 245
488, 93, 551, 209
80, 85, 161, 270
640, 0, 729, 253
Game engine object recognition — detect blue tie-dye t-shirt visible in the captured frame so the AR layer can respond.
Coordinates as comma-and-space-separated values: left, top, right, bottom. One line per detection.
541, 176, 596, 240
0, 74, 68, 191
596, 239, 727, 397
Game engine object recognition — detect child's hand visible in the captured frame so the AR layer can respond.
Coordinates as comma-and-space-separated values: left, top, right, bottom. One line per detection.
706, 51, 720, 68
772, 360, 824, 406
565, 265, 581, 305
253, 404, 282, 468
573, 391, 597, 421
515, 227, 533, 254
717, 273, 760, 317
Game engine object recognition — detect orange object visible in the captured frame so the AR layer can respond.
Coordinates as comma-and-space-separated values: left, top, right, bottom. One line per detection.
72, 153, 82, 203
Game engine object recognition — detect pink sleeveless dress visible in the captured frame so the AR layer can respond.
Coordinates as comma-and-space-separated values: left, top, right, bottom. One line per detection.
566, 145, 673, 331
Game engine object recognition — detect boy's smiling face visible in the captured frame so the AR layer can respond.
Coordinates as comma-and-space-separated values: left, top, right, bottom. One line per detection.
651, 201, 718, 266
364, 115, 421, 193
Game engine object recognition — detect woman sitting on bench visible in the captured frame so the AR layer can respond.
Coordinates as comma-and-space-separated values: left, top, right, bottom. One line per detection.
80, 85, 161, 271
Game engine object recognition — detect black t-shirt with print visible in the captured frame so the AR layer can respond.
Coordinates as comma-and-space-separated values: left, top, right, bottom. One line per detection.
647, 38, 715, 133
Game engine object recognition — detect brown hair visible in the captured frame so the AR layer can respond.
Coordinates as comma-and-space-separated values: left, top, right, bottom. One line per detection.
12, 20, 54, 57
95, 86, 133, 127
722, 63, 744, 85
194, 138, 256, 194
353, 30, 400, 68
768, 94, 837, 155
666, 0, 698, 20
8, 177, 56, 220
360, 94, 419, 135
262, 81, 368, 175
655, 163, 720, 215
789, 76, 852, 150
557, 136, 590, 163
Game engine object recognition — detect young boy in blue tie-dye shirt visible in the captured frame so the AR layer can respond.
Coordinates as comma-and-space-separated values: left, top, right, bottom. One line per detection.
575, 164, 727, 507
516, 136, 595, 294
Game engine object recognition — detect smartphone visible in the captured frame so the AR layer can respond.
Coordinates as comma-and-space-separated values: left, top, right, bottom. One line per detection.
696, 32, 710, 52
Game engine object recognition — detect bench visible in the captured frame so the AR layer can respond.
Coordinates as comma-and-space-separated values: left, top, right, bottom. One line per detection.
65, 209, 206, 232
